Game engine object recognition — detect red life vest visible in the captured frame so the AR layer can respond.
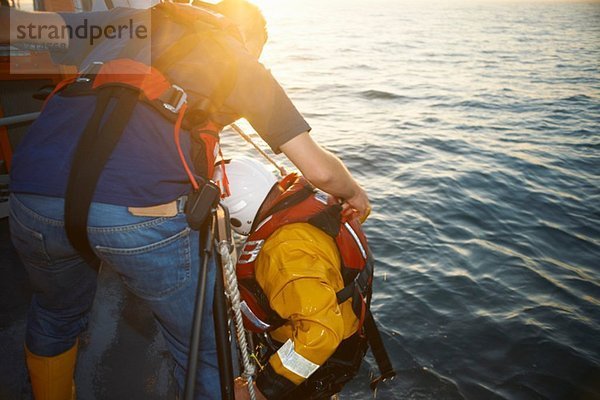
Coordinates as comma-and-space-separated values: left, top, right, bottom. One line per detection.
236, 173, 374, 333
47, 3, 245, 263
44, 3, 241, 186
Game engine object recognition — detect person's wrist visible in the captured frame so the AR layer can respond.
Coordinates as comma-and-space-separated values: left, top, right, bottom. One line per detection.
344, 183, 362, 203
349, 186, 371, 222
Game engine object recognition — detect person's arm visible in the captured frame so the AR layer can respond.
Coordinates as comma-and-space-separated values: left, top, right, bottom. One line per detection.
253, 224, 347, 399
220, 53, 371, 222
280, 132, 371, 221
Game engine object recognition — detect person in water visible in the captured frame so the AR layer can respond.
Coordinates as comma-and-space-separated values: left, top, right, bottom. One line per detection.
215, 157, 383, 400
1, 0, 370, 399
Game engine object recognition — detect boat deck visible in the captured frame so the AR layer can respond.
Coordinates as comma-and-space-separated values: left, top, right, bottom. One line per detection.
0, 216, 178, 400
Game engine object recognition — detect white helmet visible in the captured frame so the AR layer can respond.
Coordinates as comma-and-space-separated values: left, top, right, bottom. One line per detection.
213, 157, 278, 235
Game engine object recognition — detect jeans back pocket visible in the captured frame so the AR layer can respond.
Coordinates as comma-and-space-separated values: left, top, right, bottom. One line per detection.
94, 227, 193, 300
9, 204, 52, 267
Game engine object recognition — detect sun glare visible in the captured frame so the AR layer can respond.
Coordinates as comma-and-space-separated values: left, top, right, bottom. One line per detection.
249, 0, 285, 13
249, 0, 278, 7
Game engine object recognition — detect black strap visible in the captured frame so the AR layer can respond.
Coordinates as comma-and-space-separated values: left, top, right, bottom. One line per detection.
62, 9, 239, 267
335, 282, 355, 305
64, 17, 146, 265
335, 262, 373, 304
64, 87, 140, 266
307, 204, 341, 238
336, 251, 374, 307
363, 310, 396, 390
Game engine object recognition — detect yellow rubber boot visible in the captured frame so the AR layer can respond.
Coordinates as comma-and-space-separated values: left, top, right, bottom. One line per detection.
25, 341, 78, 400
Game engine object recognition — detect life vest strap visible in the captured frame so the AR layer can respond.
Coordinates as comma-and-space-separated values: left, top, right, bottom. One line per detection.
64, 86, 140, 267
51, 60, 182, 111
363, 310, 396, 390
335, 257, 373, 304
57, 3, 244, 267
335, 257, 394, 389
159, 84, 187, 114
51, 59, 217, 133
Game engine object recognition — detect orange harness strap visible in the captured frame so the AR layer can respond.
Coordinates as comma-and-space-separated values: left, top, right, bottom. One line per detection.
46, 59, 204, 189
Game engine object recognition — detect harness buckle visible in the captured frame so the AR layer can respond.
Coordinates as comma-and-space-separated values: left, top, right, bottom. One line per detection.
76, 61, 104, 83
162, 85, 188, 114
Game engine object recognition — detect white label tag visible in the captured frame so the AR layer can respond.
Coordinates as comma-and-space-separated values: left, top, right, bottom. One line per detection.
276, 339, 320, 379
314, 190, 329, 205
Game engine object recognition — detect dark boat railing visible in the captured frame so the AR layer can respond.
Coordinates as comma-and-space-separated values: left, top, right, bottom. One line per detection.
0, 111, 40, 128
0, 112, 39, 218
0, 174, 8, 218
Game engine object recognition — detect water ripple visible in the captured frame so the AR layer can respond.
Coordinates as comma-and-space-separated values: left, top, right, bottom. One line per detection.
358, 89, 410, 101
251, 1, 600, 398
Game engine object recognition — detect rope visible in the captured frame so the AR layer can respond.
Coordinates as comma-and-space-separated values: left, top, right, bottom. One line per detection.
230, 123, 287, 177
217, 239, 257, 400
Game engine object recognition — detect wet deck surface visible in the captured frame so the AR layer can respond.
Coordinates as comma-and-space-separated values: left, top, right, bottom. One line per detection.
0, 213, 400, 400
0, 81, 179, 399
0, 217, 178, 400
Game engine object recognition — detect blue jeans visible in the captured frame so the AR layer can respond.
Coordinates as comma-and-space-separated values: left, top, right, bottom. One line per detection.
9, 193, 220, 399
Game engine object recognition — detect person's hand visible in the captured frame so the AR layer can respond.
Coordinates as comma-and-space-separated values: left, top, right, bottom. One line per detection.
234, 377, 267, 400
342, 185, 371, 223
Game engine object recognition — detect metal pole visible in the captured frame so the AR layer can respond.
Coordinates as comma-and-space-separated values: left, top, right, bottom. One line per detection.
216, 204, 257, 400
213, 244, 234, 400
0, 112, 40, 128
183, 216, 215, 400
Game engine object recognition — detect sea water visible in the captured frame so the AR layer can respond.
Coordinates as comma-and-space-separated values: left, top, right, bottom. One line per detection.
221, 0, 600, 398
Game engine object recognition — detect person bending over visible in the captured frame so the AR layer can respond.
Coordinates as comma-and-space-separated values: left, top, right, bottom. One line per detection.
1, 1, 369, 399
215, 158, 380, 400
